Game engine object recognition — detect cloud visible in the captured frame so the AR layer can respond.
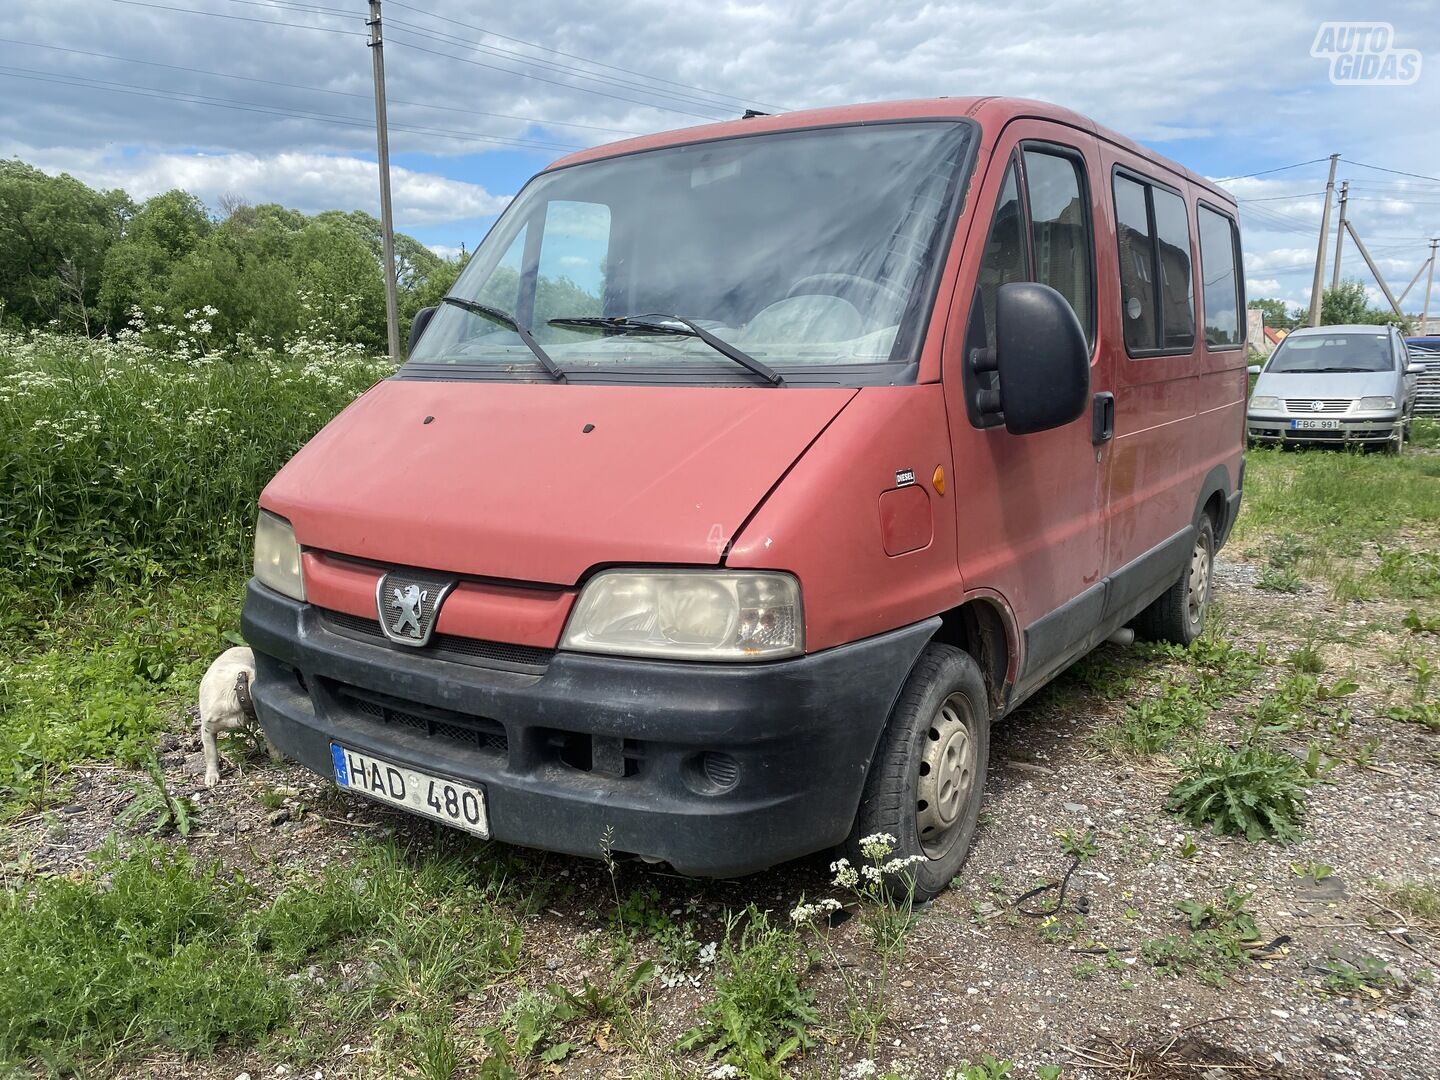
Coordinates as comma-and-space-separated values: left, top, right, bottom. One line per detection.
3, 144, 508, 227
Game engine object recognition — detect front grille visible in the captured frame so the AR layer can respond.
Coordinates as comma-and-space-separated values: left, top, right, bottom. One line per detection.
1284, 398, 1351, 414
321, 609, 553, 672
329, 681, 509, 755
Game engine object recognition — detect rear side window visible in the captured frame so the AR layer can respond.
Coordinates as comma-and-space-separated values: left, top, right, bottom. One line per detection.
1023, 148, 1094, 344
1113, 172, 1195, 355
1198, 206, 1243, 348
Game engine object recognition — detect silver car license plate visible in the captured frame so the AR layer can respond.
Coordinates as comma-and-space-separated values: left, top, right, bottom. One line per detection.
1291, 418, 1340, 430
331, 743, 489, 837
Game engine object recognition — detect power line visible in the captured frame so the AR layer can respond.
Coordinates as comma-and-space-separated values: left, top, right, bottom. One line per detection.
110, 0, 366, 35
0, 37, 643, 136
1215, 158, 1330, 183
1341, 158, 1440, 185
386, 18, 737, 118
0, 66, 583, 151
386, 33, 726, 121
1237, 191, 1325, 203
386, 0, 786, 113
115, 0, 735, 121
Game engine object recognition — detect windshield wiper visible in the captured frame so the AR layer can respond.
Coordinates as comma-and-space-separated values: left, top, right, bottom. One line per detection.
548, 313, 784, 386
440, 296, 566, 382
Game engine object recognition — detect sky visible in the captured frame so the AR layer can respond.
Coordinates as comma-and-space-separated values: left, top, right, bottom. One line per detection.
3, 0, 1438, 315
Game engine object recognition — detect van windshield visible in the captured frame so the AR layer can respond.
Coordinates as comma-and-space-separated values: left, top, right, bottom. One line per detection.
1266, 332, 1394, 373
406, 121, 974, 384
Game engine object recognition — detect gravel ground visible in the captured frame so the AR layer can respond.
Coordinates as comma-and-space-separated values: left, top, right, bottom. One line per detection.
4, 553, 1439, 1080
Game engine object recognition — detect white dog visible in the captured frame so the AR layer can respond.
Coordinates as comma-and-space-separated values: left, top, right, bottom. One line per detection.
198, 645, 267, 787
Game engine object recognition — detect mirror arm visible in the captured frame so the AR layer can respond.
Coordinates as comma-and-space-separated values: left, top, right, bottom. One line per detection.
970, 345, 1002, 417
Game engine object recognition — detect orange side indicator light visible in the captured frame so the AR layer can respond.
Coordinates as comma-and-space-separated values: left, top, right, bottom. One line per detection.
932, 465, 946, 495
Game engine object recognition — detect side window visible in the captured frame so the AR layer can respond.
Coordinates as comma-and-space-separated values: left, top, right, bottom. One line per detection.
975, 162, 1029, 352
1113, 175, 1156, 352
1113, 172, 1195, 355
1022, 149, 1094, 344
962, 160, 1028, 426
1153, 189, 1195, 350
532, 200, 612, 341
1197, 206, 1242, 348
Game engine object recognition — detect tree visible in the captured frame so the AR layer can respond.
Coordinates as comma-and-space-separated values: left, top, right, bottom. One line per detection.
0, 160, 130, 329
1247, 297, 1299, 331
98, 189, 214, 330
1299, 280, 1414, 332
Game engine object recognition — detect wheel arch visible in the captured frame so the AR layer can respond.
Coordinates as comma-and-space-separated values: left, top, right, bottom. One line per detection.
931, 594, 1016, 715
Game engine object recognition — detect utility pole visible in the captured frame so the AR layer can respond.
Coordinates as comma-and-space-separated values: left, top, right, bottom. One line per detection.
1344, 220, 1404, 317
1424, 239, 1438, 336
1308, 153, 1339, 326
1330, 180, 1348, 291
368, 0, 401, 361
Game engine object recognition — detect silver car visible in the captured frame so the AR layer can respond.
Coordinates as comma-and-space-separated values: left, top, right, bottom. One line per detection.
1247, 324, 1421, 451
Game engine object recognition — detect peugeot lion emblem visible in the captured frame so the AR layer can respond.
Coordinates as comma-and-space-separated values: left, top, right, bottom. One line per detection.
390, 584, 427, 638
375, 571, 458, 647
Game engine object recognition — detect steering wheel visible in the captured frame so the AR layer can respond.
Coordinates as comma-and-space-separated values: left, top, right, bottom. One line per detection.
785, 272, 909, 315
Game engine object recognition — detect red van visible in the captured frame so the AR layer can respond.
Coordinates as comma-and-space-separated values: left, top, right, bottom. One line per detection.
243, 97, 1246, 899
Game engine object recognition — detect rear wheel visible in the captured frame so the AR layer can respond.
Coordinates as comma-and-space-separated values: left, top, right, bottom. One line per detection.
1133, 514, 1216, 646
847, 643, 991, 901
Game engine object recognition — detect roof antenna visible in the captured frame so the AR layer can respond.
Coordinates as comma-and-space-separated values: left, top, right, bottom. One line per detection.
741, 109, 769, 119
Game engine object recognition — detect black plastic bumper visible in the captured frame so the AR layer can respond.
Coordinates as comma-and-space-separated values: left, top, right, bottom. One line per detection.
241, 580, 937, 877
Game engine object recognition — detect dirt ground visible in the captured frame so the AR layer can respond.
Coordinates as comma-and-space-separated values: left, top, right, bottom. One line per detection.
6, 550, 1439, 1080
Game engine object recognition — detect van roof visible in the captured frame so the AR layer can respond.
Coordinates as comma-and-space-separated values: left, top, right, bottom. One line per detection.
545, 96, 1236, 205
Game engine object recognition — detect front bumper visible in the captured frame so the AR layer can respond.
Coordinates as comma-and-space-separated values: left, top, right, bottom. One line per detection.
1247, 414, 1403, 445
241, 580, 937, 877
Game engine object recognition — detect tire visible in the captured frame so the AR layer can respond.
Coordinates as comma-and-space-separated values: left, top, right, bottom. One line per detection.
1133, 513, 1216, 646
846, 643, 991, 902
1385, 422, 1405, 455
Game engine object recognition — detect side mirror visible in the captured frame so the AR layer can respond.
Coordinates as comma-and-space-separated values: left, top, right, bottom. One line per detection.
1248, 364, 1262, 376
407, 305, 437, 357
1407, 361, 1426, 375
972, 282, 1089, 435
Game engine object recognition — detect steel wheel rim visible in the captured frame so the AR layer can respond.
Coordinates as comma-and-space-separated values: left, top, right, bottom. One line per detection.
916, 693, 977, 859
1187, 536, 1212, 625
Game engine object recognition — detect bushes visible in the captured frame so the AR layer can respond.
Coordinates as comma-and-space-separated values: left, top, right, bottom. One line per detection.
0, 326, 390, 602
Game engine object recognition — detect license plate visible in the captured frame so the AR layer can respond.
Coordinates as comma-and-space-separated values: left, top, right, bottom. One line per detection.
1291, 418, 1340, 430
330, 743, 489, 837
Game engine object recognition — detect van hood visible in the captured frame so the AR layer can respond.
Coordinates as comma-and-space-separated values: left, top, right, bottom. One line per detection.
261, 379, 856, 586
1254, 369, 1397, 400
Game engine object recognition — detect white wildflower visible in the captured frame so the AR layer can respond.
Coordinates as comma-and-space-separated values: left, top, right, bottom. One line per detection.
707, 1065, 742, 1079
859, 833, 897, 861
789, 897, 843, 924
830, 857, 860, 889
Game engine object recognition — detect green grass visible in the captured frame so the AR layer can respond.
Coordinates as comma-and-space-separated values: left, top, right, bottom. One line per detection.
1088, 633, 1262, 757
0, 575, 241, 811
0, 328, 390, 603
0, 837, 519, 1072
1236, 444, 1440, 597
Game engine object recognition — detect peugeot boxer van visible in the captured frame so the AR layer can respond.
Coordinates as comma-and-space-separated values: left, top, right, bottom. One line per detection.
242, 97, 1247, 899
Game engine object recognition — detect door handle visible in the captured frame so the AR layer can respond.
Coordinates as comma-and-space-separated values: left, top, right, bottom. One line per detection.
1092, 392, 1115, 445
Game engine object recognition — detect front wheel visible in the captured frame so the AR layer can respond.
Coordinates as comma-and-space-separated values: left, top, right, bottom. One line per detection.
846, 643, 991, 901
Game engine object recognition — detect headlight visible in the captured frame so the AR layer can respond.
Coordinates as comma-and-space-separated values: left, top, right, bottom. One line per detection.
562, 570, 802, 661
254, 510, 306, 601
1249, 395, 1281, 411
1358, 396, 1396, 411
